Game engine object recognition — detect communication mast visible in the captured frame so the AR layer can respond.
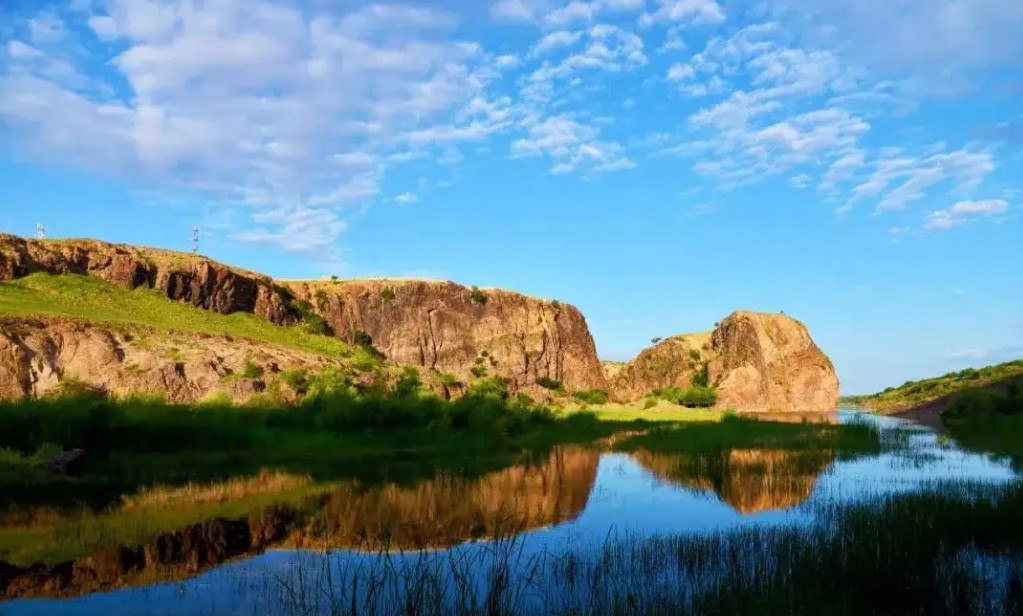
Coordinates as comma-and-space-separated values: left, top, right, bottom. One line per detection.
36, 223, 46, 239
191, 226, 199, 254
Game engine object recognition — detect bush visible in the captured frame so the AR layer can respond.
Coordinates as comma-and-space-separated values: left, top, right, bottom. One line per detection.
536, 376, 563, 391
47, 377, 102, 399
468, 376, 510, 400
678, 386, 718, 408
470, 286, 487, 305
551, 300, 560, 308
643, 398, 657, 410
439, 372, 462, 387
280, 368, 309, 394
651, 337, 662, 344
689, 349, 701, 361
470, 365, 487, 378
380, 287, 396, 301
353, 330, 373, 346
240, 360, 264, 379
693, 362, 710, 388
392, 366, 421, 398
573, 389, 609, 405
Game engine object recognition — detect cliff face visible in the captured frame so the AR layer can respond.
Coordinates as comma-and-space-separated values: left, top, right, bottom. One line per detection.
609, 311, 839, 413
631, 448, 834, 514
0, 235, 608, 396
0, 234, 295, 324
0, 318, 351, 402
285, 280, 607, 393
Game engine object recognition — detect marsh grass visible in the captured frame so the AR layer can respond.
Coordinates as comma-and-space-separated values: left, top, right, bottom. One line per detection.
614, 414, 882, 456
0, 273, 359, 358
259, 481, 1023, 616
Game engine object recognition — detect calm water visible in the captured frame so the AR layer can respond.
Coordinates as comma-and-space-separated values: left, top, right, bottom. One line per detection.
1, 410, 1018, 615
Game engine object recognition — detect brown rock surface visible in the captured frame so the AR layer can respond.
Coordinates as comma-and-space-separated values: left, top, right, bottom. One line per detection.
0, 317, 351, 403
0, 234, 295, 324
608, 311, 839, 413
630, 448, 834, 514
284, 279, 607, 394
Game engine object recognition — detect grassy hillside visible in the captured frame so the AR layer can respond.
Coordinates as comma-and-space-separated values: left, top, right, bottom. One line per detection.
0, 273, 359, 359
843, 359, 1023, 413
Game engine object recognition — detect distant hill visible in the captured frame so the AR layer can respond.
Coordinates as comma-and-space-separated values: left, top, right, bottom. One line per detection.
843, 360, 1023, 414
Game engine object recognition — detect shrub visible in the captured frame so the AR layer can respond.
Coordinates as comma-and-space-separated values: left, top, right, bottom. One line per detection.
280, 368, 309, 394
536, 376, 563, 391
651, 337, 662, 344
468, 376, 509, 399
516, 392, 534, 407
392, 366, 421, 398
551, 300, 560, 308
693, 362, 710, 388
352, 330, 373, 346
439, 372, 461, 387
47, 377, 102, 399
240, 360, 264, 379
313, 289, 329, 309
470, 286, 487, 305
689, 348, 701, 361
380, 287, 396, 301
470, 365, 487, 378
330, 275, 339, 283
678, 385, 718, 408
305, 367, 358, 400
643, 398, 657, 410
573, 389, 609, 405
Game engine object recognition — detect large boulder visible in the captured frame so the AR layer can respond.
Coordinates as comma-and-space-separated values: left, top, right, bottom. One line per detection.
607, 311, 839, 413
284, 280, 608, 395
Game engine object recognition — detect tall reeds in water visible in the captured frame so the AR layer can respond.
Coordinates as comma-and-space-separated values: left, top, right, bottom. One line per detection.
259, 481, 1023, 616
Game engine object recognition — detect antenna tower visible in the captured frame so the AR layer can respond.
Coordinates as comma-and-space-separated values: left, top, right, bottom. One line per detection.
36, 223, 46, 240
191, 226, 199, 254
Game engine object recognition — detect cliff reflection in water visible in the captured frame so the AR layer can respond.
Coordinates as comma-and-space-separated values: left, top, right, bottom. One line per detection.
631, 448, 835, 514
286, 447, 599, 552
0, 447, 600, 599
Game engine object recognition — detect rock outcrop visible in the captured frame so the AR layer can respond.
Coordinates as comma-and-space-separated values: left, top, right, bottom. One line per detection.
608, 311, 839, 413
0, 235, 608, 396
0, 234, 296, 324
0, 317, 352, 403
284, 280, 607, 394
631, 448, 834, 514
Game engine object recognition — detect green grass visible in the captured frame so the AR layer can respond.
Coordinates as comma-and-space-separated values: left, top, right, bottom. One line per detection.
845, 359, 1023, 413
256, 481, 1023, 616
558, 399, 724, 423
0, 273, 359, 359
614, 414, 882, 456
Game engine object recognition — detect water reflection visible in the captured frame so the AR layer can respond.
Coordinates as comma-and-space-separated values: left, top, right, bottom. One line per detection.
631, 448, 834, 513
1, 447, 599, 599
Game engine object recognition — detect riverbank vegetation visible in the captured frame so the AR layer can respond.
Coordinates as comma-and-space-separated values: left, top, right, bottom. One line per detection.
843, 359, 1023, 413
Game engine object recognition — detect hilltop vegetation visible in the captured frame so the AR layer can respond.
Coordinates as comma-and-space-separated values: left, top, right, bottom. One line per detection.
844, 359, 1023, 413
0, 273, 360, 359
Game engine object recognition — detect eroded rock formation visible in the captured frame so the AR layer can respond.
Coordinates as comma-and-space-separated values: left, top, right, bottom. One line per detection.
0, 234, 296, 323
285, 280, 607, 393
608, 311, 840, 413
631, 448, 834, 514
0, 317, 351, 402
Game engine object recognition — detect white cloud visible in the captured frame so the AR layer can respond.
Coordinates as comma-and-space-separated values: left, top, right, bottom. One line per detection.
845, 149, 996, 213
768, 0, 1023, 87
640, 0, 726, 26
0, 0, 510, 257
925, 199, 1009, 230
511, 115, 634, 174
492, 0, 538, 22
791, 174, 811, 189
667, 62, 695, 81
531, 30, 584, 57
394, 192, 418, 204
6, 41, 44, 59
659, 27, 686, 52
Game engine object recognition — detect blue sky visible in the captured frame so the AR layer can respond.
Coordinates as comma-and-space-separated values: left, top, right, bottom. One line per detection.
1, 0, 1021, 394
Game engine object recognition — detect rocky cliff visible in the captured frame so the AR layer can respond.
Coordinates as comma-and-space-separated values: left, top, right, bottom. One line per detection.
0, 317, 351, 402
0, 234, 296, 324
608, 311, 839, 413
284, 280, 607, 394
0, 235, 608, 397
